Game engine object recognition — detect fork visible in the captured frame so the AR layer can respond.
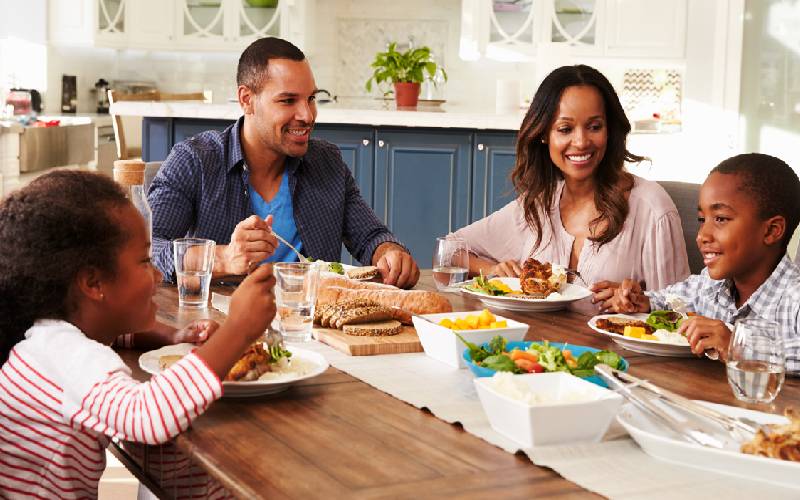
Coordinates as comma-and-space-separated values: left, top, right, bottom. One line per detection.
271, 230, 309, 263
565, 268, 588, 287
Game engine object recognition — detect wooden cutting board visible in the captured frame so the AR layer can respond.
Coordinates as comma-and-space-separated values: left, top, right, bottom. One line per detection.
312, 325, 423, 356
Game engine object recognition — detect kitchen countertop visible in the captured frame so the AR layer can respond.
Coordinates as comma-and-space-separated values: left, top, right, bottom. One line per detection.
0, 113, 113, 133
110, 97, 528, 131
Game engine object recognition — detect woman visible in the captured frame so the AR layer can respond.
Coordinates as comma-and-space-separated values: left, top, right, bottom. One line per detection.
451, 65, 689, 311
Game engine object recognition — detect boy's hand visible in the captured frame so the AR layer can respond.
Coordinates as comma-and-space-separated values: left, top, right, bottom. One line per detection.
227, 264, 277, 343
605, 279, 651, 313
678, 316, 731, 361
172, 319, 220, 344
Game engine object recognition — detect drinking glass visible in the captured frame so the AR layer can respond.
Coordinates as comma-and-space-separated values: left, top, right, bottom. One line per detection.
274, 262, 322, 343
726, 317, 785, 404
173, 238, 216, 308
432, 237, 470, 292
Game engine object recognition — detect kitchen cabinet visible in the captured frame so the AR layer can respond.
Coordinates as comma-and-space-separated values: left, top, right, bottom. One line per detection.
373, 130, 473, 266
312, 125, 375, 264
48, 0, 311, 52
142, 119, 519, 266
471, 132, 517, 223
459, 0, 686, 62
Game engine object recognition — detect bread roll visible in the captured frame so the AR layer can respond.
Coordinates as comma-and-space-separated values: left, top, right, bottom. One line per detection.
320, 275, 397, 291
317, 286, 452, 315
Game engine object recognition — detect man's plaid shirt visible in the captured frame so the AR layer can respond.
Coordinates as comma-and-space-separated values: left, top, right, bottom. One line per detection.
148, 117, 400, 281
646, 255, 800, 373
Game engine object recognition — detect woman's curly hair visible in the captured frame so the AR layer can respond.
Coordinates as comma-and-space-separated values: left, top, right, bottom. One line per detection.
0, 171, 130, 364
512, 64, 646, 252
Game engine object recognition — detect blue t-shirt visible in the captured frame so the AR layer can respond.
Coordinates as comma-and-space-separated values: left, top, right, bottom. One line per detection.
248, 173, 302, 263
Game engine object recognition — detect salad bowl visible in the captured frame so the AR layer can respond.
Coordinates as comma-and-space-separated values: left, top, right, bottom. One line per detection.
463, 340, 628, 388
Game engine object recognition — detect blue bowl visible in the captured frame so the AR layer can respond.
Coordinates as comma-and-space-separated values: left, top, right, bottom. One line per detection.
462, 340, 628, 388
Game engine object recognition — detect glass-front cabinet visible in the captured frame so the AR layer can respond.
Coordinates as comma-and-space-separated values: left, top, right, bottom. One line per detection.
95, 0, 126, 46
460, 0, 685, 62
178, 0, 228, 47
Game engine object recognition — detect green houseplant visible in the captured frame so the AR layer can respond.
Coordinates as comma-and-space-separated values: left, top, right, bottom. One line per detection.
365, 42, 447, 107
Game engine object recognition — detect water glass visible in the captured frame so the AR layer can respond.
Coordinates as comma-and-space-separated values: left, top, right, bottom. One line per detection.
432, 237, 470, 292
274, 262, 322, 343
173, 238, 216, 308
726, 317, 785, 404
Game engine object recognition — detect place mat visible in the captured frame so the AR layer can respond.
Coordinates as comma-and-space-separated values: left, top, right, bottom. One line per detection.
211, 294, 799, 497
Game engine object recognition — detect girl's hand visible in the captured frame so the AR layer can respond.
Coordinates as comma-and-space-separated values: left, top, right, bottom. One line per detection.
606, 279, 651, 313
227, 264, 277, 344
172, 319, 220, 345
488, 260, 522, 277
678, 316, 731, 361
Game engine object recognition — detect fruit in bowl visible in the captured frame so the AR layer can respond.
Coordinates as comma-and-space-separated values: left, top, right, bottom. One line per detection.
461, 336, 628, 387
412, 311, 528, 368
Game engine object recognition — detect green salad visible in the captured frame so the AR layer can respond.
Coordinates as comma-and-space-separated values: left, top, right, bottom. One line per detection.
308, 258, 345, 275
645, 310, 684, 332
458, 334, 624, 376
463, 273, 510, 296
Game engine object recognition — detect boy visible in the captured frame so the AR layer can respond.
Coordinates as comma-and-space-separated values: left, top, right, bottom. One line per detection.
607, 153, 800, 371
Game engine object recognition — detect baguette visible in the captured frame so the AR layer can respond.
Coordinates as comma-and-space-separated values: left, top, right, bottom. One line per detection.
320, 275, 397, 291
316, 286, 452, 315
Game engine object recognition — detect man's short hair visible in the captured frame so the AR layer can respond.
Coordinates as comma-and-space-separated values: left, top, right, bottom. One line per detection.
712, 153, 800, 249
237, 37, 305, 92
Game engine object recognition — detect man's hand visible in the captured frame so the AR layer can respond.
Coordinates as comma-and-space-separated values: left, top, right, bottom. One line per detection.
217, 215, 278, 276
488, 260, 522, 277
678, 316, 731, 361
373, 242, 419, 288
605, 278, 651, 314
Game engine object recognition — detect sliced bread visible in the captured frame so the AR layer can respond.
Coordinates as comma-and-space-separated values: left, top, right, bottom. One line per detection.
345, 266, 381, 280
342, 320, 403, 337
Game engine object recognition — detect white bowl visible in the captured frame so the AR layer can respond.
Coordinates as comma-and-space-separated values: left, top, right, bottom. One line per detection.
474, 372, 623, 448
413, 311, 529, 368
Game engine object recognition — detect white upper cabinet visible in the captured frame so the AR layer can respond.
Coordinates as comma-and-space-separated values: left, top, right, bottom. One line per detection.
48, 0, 310, 52
460, 0, 686, 62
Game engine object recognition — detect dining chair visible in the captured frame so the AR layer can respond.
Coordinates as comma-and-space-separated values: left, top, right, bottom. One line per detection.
107, 90, 206, 160
657, 181, 703, 275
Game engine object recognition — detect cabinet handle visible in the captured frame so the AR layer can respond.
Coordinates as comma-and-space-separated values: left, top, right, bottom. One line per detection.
362, 139, 370, 146
477, 143, 485, 151
378, 140, 385, 148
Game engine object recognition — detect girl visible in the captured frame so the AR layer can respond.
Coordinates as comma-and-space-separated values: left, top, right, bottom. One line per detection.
0, 170, 276, 498
450, 65, 690, 313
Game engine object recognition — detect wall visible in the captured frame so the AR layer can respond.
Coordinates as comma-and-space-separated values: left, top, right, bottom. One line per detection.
0, 0, 47, 93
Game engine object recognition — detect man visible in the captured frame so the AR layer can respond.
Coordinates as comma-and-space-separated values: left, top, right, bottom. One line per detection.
149, 37, 419, 288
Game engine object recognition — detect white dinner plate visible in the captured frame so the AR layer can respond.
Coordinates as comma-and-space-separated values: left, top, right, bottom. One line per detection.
587, 313, 694, 357
460, 277, 592, 312
618, 401, 799, 490
139, 343, 329, 398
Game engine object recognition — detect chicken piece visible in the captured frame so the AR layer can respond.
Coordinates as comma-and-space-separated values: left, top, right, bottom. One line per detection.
519, 259, 563, 297
225, 343, 273, 381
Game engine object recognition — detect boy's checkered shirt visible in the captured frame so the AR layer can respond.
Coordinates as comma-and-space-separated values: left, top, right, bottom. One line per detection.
645, 255, 800, 373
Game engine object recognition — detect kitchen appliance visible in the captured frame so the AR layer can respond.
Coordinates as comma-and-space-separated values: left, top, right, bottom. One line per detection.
5, 89, 42, 115
61, 75, 77, 113
94, 79, 110, 113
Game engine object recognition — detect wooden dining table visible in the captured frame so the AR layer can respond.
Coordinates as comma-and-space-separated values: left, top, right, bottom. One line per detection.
113, 271, 800, 499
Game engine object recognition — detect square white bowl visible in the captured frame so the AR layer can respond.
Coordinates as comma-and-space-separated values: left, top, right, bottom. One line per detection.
413, 311, 529, 368
474, 372, 623, 448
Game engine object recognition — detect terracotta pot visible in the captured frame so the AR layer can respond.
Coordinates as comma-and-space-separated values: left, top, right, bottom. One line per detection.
394, 82, 421, 108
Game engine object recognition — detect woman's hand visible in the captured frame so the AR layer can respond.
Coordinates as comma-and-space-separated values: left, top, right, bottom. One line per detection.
678, 316, 731, 361
488, 260, 523, 277
172, 319, 220, 344
606, 279, 651, 313
590, 281, 620, 311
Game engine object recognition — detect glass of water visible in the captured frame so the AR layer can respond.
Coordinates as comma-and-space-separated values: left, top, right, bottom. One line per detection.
726, 317, 785, 404
274, 262, 322, 343
432, 237, 469, 292
173, 238, 216, 308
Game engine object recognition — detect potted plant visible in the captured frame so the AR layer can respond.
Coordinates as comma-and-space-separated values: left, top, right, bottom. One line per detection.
365, 42, 447, 108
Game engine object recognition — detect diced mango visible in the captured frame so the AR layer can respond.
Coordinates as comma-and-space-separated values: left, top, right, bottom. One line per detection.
454, 318, 469, 330
641, 334, 659, 341
624, 325, 645, 338
489, 320, 507, 329
478, 308, 495, 327
465, 315, 480, 330
438, 318, 454, 329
